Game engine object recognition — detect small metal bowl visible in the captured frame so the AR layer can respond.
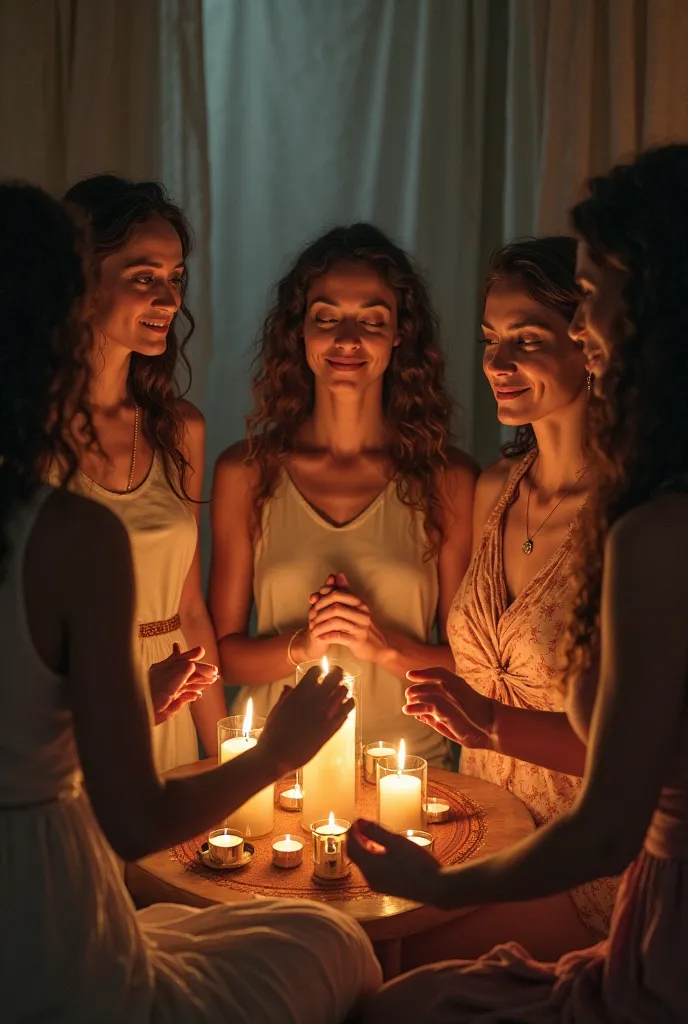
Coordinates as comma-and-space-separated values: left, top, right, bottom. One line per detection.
198, 840, 255, 871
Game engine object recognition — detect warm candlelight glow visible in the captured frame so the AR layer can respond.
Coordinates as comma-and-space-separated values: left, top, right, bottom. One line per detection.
242, 698, 253, 739
398, 738, 406, 773
328, 811, 335, 830
321, 655, 329, 676
294, 783, 302, 798
286, 833, 291, 842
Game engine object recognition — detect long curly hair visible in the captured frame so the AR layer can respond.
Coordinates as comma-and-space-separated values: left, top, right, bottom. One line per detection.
566, 144, 688, 677
246, 223, 453, 554
0, 182, 92, 572
482, 236, 581, 458
63, 174, 195, 497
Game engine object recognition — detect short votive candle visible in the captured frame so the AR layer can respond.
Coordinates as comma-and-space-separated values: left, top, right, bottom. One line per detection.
272, 833, 304, 869
310, 814, 350, 880
377, 741, 427, 832
278, 780, 303, 812
426, 798, 451, 824
363, 741, 397, 784
402, 829, 435, 850
207, 828, 244, 866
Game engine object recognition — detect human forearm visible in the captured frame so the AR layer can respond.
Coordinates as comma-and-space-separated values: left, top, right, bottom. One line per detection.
180, 607, 226, 754
376, 632, 456, 680
492, 706, 586, 776
218, 631, 302, 687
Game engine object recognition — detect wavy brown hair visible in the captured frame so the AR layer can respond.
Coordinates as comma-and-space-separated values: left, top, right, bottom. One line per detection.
0, 182, 94, 572
566, 144, 688, 677
63, 174, 195, 497
246, 223, 453, 554
482, 236, 581, 458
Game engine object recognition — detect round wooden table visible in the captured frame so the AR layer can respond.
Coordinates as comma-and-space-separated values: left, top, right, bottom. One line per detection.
126, 761, 534, 979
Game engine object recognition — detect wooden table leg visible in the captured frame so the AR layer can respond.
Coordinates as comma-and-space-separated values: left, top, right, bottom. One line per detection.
373, 937, 402, 981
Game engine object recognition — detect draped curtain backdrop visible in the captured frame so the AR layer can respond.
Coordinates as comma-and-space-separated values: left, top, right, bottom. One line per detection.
1, 0, 688, 474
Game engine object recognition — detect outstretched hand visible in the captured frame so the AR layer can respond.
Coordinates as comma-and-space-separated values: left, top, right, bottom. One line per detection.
258, 664, 354, 776
308, 572, 387, 662
347, 819, 444, 905
404, 667, 495, 749
149, 644, 218, 725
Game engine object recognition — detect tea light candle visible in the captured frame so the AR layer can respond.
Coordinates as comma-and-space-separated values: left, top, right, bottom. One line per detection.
378, 740, 423, 832
272, 833, 304, 869
279, 776, 303, 812
426, 798, 451, 824
403, 829, 435, 849
311, 812, 350, 880
363, 741, 397, 783
208, 828, 244, 866
220, 699, 274, 837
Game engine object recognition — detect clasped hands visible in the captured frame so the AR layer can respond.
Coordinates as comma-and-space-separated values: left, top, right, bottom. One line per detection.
305, 571, 388, 662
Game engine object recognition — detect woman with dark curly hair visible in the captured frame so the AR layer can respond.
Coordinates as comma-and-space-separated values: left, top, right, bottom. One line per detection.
53, 175, 225, 771
349, 143, 688, 1022
0, 181, 380, 1023
210, 224, 477, 766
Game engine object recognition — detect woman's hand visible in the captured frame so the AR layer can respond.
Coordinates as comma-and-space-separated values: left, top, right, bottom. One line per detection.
347, 819, 445, 905
404, 667, 496, 749
258, 664, 354, 775
308, 572, 388, 662
149, 643, 218, 725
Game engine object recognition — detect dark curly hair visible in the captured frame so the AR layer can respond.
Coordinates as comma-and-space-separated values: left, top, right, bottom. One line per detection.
482, 236, 581, 458
0, 181, 92, 572
566, 144, 688, 677
63, 174, 195, 497
246, 223, 453, 555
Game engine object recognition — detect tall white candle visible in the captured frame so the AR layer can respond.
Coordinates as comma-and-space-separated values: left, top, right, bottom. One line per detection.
378, 739, 422, 832
302, 658, 356, 824
220, 699, 274, 838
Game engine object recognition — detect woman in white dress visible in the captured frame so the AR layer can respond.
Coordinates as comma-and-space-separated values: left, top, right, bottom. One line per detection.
0, 182, 381, 1023
57, 174, 226, 771
210, 224, 477, 767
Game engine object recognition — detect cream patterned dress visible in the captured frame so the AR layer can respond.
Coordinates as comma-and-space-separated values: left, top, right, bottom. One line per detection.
448, 451, 617, 938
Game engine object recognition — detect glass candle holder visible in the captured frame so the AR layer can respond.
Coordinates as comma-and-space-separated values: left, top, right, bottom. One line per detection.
272, 833, 304, 869
208, 828, 245, 867
363, 741, 397, 784
218, 708, 274, 838
402, 829, 435, 850
426, 798, 451, 824
377, 745, 427, 832
310, 815, 351, 880
278, 778, 303, 812
297, 656, 362, 827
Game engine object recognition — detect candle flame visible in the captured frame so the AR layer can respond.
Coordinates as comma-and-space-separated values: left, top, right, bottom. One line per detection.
398, 738, 406, 772
243, 698, 253, 739
328, 811, 335, 829
407, 829, 413, 837
294, 783, 302, 798
286, 833, 290, 842
321, 655, 329, 675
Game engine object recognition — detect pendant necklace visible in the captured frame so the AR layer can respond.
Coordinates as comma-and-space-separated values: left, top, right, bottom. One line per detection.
522, 456, 588, 556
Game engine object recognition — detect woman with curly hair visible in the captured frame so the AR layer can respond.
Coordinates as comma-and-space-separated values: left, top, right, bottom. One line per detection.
349, 143, 688, 1022
397, 238, 617, 959
0, 181, 381, 1023
53, 175, 226, 771
210, 224, 477, 766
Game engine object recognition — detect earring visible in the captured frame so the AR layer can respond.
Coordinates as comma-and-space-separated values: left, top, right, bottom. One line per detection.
586, 372, 593, 394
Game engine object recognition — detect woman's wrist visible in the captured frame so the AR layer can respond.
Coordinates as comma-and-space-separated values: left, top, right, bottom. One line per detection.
286, 626, 309, 668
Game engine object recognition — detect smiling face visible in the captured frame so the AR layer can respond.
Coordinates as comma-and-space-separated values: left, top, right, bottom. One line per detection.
569, 241, 629, 391
90, 214, 184, 357
481, 277, 588, 427
303, 260, 399, 393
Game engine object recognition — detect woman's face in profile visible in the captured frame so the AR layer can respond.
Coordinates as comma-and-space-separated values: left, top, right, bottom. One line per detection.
569, 241, 628, 393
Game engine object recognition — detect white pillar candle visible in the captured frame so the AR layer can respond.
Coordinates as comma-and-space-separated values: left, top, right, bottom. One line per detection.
220, 699, 274, 838
302, 658, 356, 824
378, 740, 423, 832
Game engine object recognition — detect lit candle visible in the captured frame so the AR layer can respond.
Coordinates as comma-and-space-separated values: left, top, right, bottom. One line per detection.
272, 833, 304, 869
426, 799, 451, 824
207, 828, 245, 866
364, 741, 397, 783
302, 657, 357, 824
220, 698, 274, 838
378, 740, 423, 832
404, 829, 434, 849
311, 812, 350, 880
279, 778, 303, 812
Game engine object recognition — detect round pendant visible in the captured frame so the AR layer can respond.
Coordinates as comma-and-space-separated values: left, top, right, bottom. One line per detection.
522, 538, 534, 556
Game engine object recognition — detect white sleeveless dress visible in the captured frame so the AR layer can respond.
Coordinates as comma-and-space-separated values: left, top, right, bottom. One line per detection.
60, 455, 199, 771
0, 486, 381, 1022
242, 473, 448, 767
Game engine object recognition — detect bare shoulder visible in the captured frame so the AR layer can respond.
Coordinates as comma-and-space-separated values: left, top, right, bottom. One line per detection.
436, 445, 480, 498
175, 397, 205, 444
213, 439, 258, 492
472, 455, 519, 536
